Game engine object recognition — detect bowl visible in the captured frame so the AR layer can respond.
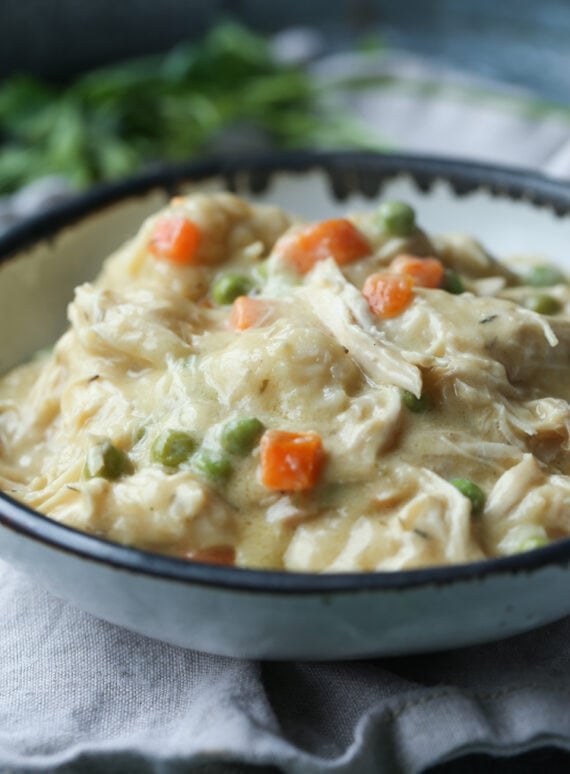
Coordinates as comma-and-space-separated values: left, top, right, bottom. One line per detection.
1, 151, 570, 660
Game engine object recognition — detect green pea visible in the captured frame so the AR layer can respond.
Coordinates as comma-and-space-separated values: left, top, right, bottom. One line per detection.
524, 264, 566, 287
152, 430, 196, 468
377, 200, 416, 237
253, 260, 269, 281
221, 416, 264, 455
134, 425, 147, 443
524, 294, 561, 315
84, 440, 133, 480
442, 269, 465, 295
450, 478, 486, 515
518, 535, 550, 552
193, 451, 233, 482
211, 273, 254, 305
401, 390, 430, 413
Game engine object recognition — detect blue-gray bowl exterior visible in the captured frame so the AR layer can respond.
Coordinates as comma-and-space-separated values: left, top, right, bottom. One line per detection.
1, 151, 569, 658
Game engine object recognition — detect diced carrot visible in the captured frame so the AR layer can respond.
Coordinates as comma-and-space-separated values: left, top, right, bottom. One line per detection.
185, 546, 236, 566
362, 272, 414, 318
389, 254, 444, 289
273, 218, 370, 274
228, 296, 269, 330
260, 430, 324, 491
149, 215, 202, 265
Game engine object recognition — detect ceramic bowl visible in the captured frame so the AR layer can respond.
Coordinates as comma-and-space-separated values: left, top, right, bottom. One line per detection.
1, 151, 569, 659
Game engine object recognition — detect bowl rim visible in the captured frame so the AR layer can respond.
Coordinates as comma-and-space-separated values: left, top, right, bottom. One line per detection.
1, 148, 570, 595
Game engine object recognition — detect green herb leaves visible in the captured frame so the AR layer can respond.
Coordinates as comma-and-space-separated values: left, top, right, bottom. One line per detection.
0, 23, 378, 194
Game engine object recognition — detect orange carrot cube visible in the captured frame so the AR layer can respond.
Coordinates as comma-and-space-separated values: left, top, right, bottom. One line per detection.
149, 215, 202, 265
185, 546, 236, 566
362, 272, 414, 318
274, 218, 370, 274
260, 430, 324, 491
228, 296, 269, 330
389, 254, 444, 289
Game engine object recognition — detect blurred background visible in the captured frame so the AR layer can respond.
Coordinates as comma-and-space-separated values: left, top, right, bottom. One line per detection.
1, 0, 569, 228
3, 0, 570, 98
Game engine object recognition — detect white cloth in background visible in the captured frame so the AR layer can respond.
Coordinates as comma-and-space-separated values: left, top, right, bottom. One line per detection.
314, 50, 570, 178
2, 51, 570, 774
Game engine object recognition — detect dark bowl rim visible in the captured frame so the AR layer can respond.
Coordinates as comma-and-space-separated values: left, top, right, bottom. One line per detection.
1, 148, 570, 595
1, 148, 569, 261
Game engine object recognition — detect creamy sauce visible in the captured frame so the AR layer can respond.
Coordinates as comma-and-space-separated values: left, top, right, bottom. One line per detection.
1, 192, 569, 571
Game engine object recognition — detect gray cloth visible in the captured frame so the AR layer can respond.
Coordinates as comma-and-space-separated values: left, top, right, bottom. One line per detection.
2, 558, 570, 773
2, 51, 570, 774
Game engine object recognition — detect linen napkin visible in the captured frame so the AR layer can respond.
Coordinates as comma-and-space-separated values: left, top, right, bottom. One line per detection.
3, 558, 570, 773
1, 49, 570, 774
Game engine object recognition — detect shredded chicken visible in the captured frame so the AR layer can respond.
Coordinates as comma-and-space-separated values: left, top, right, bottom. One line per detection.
1, 192, 569, 570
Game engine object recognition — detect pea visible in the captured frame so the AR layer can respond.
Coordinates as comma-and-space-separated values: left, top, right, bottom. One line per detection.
524, 294, 561, 315
450, 478, 486, 515
518, 535, 550, 552
377, 200, 416, 237
193, 451, 233, 482
84, 440, 133, 480
524, 264, 566, 287
211, 273, 254, 305
401, 389, 430, 413
221, 416, 264, 455
152, 430, 196, 468
442, 269, 465, 295
253, 260, 269, 281
134, 425, 147, 443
